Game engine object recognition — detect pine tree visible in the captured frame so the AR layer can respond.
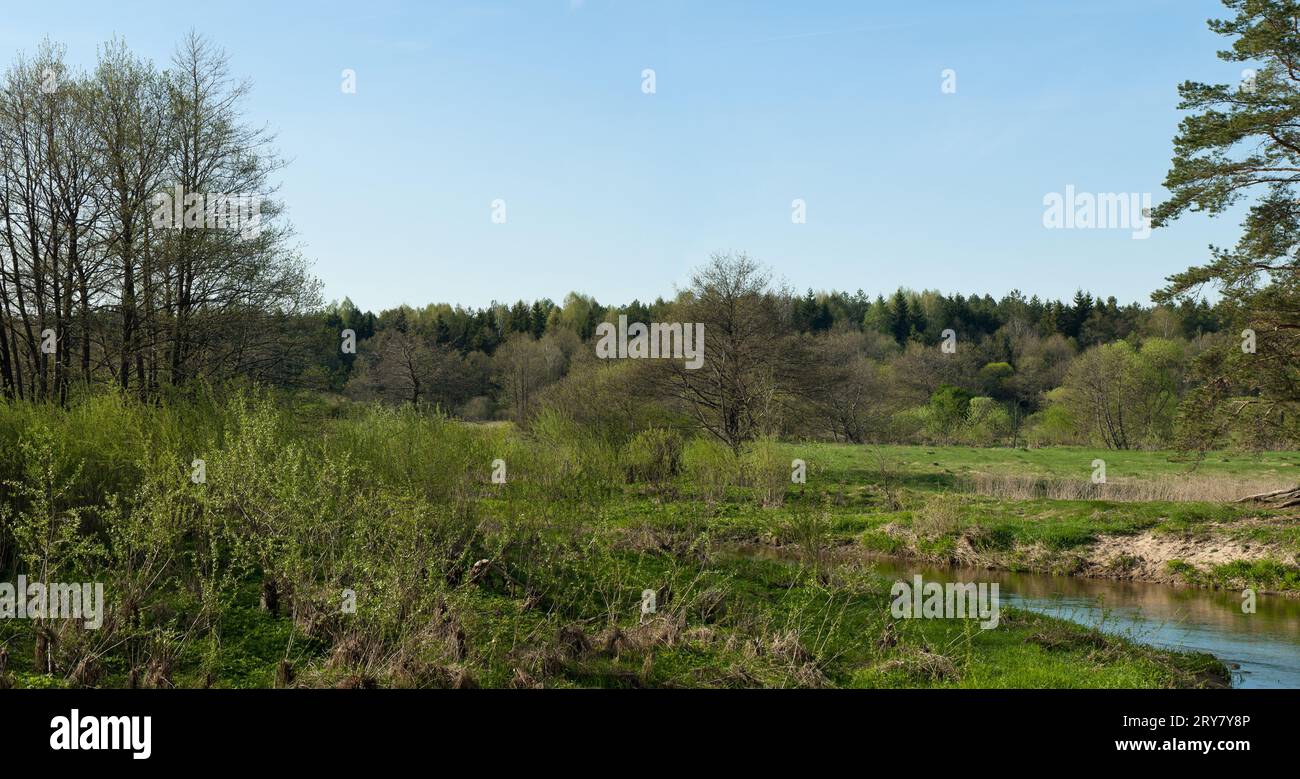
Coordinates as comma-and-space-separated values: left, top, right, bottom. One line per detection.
1153, 0, 1300, 501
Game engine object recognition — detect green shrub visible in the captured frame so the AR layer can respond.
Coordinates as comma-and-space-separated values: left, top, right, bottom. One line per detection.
621, 428, 683, 490
1166, 559, 1201, 584
1211, 559, 1300, 590
681, 437, 736, 502
962, 397, 1012, 446
887, 407, 927, 442
741, 436, 788, 508
522, 408, 621, 497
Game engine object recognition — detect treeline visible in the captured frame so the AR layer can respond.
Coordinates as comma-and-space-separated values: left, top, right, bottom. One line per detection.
317, 284, 1223, 366
0, 35, 317, 405
299, 254, 1278, 451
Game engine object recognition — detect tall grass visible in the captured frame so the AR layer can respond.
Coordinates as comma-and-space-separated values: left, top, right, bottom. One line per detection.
960, 472, 1295, 503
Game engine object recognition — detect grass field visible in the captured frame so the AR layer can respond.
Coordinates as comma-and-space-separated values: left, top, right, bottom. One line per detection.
2, 392, 1291, 688
801, 442, 1300, 482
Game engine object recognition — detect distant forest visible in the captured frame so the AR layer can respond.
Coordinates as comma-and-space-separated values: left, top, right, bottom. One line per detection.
302, 276, 1252, 452
323, 285, 1222, 360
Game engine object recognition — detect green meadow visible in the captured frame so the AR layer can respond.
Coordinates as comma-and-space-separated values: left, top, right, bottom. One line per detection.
2, 391, 1276, 688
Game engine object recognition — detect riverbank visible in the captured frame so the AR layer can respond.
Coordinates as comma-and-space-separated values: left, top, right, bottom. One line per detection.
726, 442, 1300, 597
857, 551, 1300, 689
852, 500, 1300, 597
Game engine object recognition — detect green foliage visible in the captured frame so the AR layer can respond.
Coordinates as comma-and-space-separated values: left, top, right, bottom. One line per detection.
524, 408, 622, 498
923, 384, 973, 440
1211, 559, 1300, 591
621, 428, 684, 491
963, 397, 1012, 446
1150, 0, 1300, 446
2, 425, 103, 581
741, 436, 791, 508
682, 437, 738, 503
1028, 388, 1083, 446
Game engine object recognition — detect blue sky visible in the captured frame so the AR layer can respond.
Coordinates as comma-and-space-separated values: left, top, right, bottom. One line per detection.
4, 0, 1250, 310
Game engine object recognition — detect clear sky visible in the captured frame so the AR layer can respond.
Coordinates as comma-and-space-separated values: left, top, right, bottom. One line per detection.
4, 0, 1250, 311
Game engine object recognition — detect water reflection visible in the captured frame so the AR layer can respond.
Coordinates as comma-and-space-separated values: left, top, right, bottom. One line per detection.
864, 556, 1300, 689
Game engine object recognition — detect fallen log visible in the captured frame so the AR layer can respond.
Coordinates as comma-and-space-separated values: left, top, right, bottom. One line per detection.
1237, 485, 1300, 508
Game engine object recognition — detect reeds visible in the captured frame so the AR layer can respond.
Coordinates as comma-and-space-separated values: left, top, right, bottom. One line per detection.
960, 471, 1294, 503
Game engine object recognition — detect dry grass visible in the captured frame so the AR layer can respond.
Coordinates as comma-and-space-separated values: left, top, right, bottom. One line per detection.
914, 493, 966, 538
961, 472, 1295, 504
874, 648, 959, 683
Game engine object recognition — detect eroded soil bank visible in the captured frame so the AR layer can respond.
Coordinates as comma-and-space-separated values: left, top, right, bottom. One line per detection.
872, 520, 1300, 597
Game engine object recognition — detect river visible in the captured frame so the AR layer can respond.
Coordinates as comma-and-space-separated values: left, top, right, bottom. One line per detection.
864, 555, 1300, 689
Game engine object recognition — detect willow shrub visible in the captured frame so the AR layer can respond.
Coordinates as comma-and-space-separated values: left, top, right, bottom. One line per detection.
741, 436, 790, 508
620, 428, 683, 492
681, 437, 737, 503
